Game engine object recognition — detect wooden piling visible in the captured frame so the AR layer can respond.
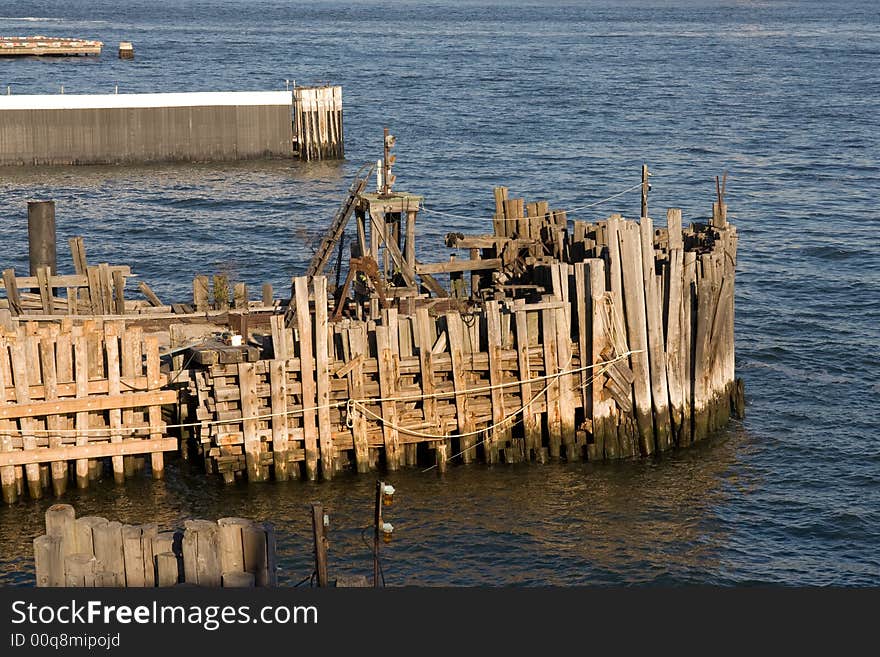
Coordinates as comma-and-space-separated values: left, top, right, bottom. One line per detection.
294, 277, 319, 480
638, 216, 673, 451
314, 276, 335, 479
28, 200, 57, 277
618, 222, 655, 455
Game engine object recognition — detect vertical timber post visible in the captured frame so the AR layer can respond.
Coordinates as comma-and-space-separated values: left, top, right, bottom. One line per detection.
28, 200, 57, 277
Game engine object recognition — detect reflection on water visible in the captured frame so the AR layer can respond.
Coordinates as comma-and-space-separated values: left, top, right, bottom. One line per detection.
0, 425, 748, 587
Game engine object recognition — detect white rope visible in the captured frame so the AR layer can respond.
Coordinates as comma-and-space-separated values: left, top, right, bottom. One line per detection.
420, 182, 644, 222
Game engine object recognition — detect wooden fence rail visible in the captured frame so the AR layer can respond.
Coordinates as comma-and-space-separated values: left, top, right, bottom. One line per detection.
0, 320, 173, 504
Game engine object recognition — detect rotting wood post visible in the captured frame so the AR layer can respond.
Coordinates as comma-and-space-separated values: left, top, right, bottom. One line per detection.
73, 335, 90, 488
405, 210, 417, 274
238, 361, 267, 483
445, 312, 476, 463
218, 517, 249, 578
514, 306, 541, 460
638, 216, 672, 451
665, 209, 686, 444
193, 275, 209, 312
541, 306, 562, 458
311, 503, 329, 587
641, 165, 650, 219
313, 276, 335, 479
618, 222, 655, 455
375, 324, 401, 471
104, 322, 125, 484
294, 277, 319, 480
485, 301, 506, 463
156, 552, 179, 586
269, 359, 290, 481
28, 200, 57, 277
34, 534, 64, 587
93, 520, 125, 586
145, 335, 165, 479
346, 324, 371, 473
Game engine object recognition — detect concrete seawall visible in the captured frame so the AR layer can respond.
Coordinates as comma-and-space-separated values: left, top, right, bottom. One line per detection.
0, 91, 295, 166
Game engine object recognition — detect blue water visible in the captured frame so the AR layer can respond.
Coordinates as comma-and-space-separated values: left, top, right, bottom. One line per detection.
0, 1, 878, 586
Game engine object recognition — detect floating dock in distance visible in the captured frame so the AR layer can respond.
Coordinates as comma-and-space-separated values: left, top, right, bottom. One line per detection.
0, 87, 343, 166
0, 36, 103, 57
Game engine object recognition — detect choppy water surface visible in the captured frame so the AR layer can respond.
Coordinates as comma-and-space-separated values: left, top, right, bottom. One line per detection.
1, 0, 878, 586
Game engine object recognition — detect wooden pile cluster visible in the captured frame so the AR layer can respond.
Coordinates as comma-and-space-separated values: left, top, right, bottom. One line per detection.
188, 273, 590, 482
294, 85, 344, 161
448, 188, 742, 457
33, 504, 277, 588
191, 273, 275, 313
186, 186, 742, 481
0, 319, 175, 504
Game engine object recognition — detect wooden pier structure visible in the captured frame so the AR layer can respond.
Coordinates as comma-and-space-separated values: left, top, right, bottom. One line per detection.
0, 155, 743, 501
0, 36, 102, 57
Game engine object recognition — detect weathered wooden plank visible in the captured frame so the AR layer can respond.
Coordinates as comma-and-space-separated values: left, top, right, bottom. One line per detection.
0, 388, 178, 421
541, 307, 562, 458
551, 265, 578, 460
346, 324, 371, 472
484, 301, 507, 463
269, 359, 291, 481
313, 276, 334, 479
639, 217, 672, 451
415, 258, 502, 275
665, 238, 686, 444
514, 307, 541, 459
375, 324, 401, 470
294, 277, 319, 480
414, 307, 445, 471
2, 269, 22, 315
193, 275, 209, 312
618, 222, 654, 456
0, 438, 178, 467
238, 362, 266, 482
144, 335, 165, 479
445, 311, 476, 463
38, 334, 68, 495
104, 323, 125, 483
138, 281, 163, 307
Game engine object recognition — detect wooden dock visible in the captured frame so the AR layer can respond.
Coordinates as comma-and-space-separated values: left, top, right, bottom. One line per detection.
0, 36, 102, 57
0, 156, 744, 500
